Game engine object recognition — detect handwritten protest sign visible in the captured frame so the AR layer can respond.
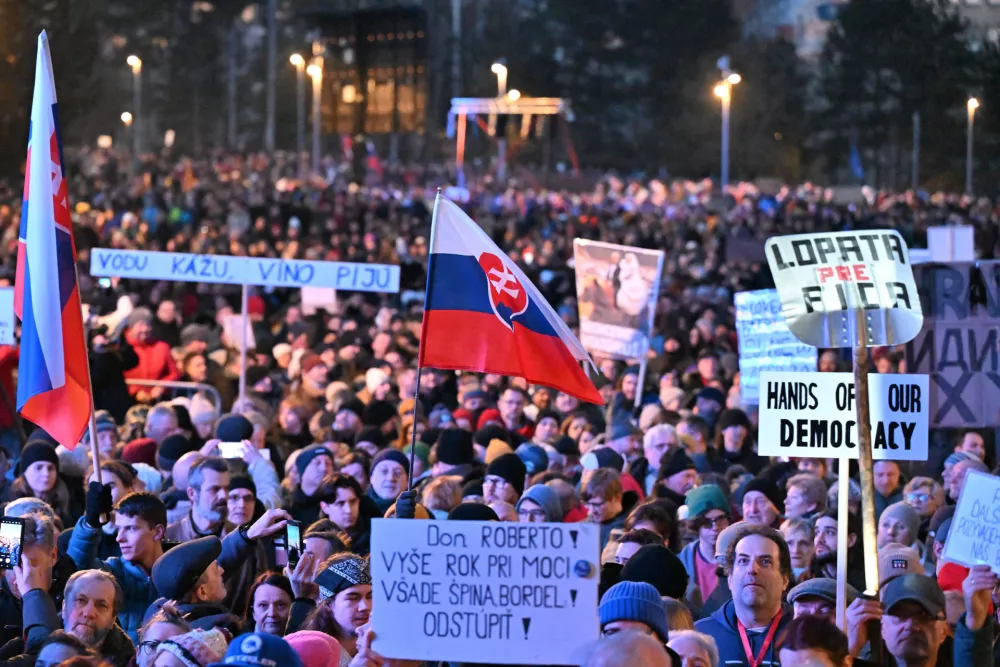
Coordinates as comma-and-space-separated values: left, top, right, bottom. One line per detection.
90, 248, 400, 293
942, 471, 1000, 573
907, 262, 1000, 427
758, 371, 929, 461
735, 289, 816, 404
371, 519, 599, 665
0, 289, 13, 345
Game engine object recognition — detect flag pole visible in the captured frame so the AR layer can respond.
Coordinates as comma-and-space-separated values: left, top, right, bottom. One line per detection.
74, 284, 102, 488
239, 284, 249, 403
408, 189, 443, 491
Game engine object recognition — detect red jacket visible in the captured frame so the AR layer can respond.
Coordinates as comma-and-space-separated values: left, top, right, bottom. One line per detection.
123, 332, 181, 395
0, 347, 18, 429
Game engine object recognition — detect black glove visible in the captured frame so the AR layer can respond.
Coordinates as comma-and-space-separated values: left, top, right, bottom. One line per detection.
85, 482, 113, 528
395, 490, 417, 520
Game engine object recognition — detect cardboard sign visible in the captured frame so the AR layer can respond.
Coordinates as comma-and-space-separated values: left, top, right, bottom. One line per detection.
926, 226, 975, 262
573, 240, 664, 360
90, 248, 400, 293
301, 286, 338, 316
765, 230, 922, 348
758, 371, 929, 460
942, 471, 1000, 573
222, 314, 255, 350
0, 289, 13, 345
735, 289, 817, 404
906, 262, 1000, 427
371, 519, 600, 665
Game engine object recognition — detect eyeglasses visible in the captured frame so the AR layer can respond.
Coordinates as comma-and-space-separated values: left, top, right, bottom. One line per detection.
518, 510, 547, 521
697, 515, 729, 529
906, 493, 930, 504
585, 499, 607, 512
484, 476, 510, 489
139, 641, 161, 656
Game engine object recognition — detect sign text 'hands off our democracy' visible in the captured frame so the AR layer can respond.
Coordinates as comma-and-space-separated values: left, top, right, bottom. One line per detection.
765, 230, 922, 348
90, 248, 400, 293
371, 519, 599, 666
758, 371, 928, 461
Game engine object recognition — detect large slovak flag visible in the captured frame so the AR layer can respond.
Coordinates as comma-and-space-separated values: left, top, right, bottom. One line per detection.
419, 196, 603, 404
14, 32, 92, 448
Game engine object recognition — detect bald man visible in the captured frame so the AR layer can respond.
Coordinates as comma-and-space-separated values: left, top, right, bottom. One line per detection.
165, 451, 205, 525
584, 631, 673, 667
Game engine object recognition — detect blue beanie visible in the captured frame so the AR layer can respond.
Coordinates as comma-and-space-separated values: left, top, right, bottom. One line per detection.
598, 581, 669, 643
296, 445, 334, 476
371, 448, 410, 476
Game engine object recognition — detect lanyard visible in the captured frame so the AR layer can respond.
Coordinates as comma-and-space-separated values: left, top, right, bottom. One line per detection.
737, 610, 783, 667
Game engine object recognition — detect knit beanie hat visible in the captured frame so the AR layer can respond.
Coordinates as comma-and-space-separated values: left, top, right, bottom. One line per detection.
485, 439, 514, 464
486, 453, 527, 496
152, 536, 222, 601
516, 484, 563, 522
474, 423, 508, 447
216, 414, 254, 442
461, 480, 484, 500
685, 484, 729, 519
535, 409, 561, 427
365, 368, 390, 394
878, 542, 925, 587
157, 434, 196, 472
881, 502, 921, 544
284, 631, 344, 667
19, 441, 59, 475
437, 429, 475, 466
121, 438, 158, 468
598, 581, 670, 643
742, 477, 785, 514
476, 409, 504, 431
371, 448, 410, 476
717, 408, 751, 432
944, 451, 974, 468
402, 442, 430, 467
448, 502, 499, 521
620, 544, 689, 600
581, 447, 625, 473
157, 628, 229, 667
209, 633, 303, 667
355, 427, 386, 451
362, 400, 397, 428
553, 435, 580, 458
657, 448, 696, 481
296, 446, 335, 477
516, 444, 549, 476
229, 473, 257, 497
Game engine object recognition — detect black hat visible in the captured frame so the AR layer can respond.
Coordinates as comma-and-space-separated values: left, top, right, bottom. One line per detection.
337, 330, 365, 349
697, 387, 725, 407
419, 427, 442, 447
296, 446, 335, 477
151, 536, 222, 601
486, 453, 527, 496
172, 405, 194, 434
448, 503, 499, 521
461, 479, 484, 499
372, 448, 410, 476
436, 430, 475, 466
717, 409, 751, 432
658, 448, 696, 481
355, 427, 386, 451
229, 474, 257, 497
553, 435, 580, 458
246, 366, 271, 388
157, 434, 195, 472
535, 409, 561, 426
216, 414, 253, 442
582, 447, 625, 473
18, 441, 59, 475
338, 397, 366, 418
881, 574, 946, 619
742, 477, 785, 514
474, 424, 509, 447
362, 400, 397, 428
620, 544, 689, 600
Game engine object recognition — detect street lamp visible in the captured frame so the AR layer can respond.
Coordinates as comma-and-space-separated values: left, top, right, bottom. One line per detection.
307, 60, 323, 175
714, 71, 740, 188
491, 62, 508, 97
126, 56, 142, 158
507, 89, 521, 102
290, 53, 306, 175
967, 97, 980, 195
121, 112, 133, 126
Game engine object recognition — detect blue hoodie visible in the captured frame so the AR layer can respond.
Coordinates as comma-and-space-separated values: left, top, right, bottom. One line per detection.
694, 599, 792, 667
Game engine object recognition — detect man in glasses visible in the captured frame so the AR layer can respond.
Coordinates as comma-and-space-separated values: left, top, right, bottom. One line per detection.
483, 453, 526, 505
680, 485, 730, 601
582, 469, 628, 550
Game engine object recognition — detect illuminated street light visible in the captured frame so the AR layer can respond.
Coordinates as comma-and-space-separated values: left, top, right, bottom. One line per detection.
967, 97, 980, 194
121, 111, 133, 125
491, 61, 508, 97
507, 89, 521, 102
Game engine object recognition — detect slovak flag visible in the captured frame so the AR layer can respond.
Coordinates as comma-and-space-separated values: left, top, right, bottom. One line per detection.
419, 196, 602, 404
14, 32, 92, 448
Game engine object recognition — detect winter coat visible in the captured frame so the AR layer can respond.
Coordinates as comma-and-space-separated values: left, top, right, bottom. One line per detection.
694, 600, 792, 666
285, 487, 324, 527
66, 516, 157, 644
58, 523, 120, 561
89, 340, 139, 423
123, 331, 181, 395
164, 512, 233, 542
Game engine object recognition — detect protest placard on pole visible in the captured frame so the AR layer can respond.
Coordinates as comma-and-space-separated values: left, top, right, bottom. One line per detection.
942, 470, 1000, 573
0, 289, 13, 346
573, 240, 663, 410
766, 229, 924, 640
371, 518, 600, 665
734, 289, 816, 403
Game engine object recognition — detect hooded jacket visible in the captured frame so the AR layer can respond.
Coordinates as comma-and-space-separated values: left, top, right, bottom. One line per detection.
694, 599, 792, 666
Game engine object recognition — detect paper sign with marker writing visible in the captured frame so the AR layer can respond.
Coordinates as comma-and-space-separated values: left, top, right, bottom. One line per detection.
0, 289, 13, 345
942, 471, 1000, 574
758, 371, 929, 461
735, 289, 816, 404
90, 248, 400, 293
765, 230, 922, 348
370, 519, 599, 665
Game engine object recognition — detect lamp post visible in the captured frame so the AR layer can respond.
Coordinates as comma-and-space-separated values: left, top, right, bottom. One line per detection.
714, 71, 741, 189
290, 54, 306, 175
126, 55, 142, 159
491, 62, 508, 97
121, 112, 133, 173
308, 59, 323, 175
967, 97, 979, 195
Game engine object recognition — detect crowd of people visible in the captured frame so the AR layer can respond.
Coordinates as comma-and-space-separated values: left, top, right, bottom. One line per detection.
0, 149, 995, 667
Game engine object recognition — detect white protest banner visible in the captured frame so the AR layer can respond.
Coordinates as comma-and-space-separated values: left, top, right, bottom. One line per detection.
758, 370, 929, 460
371, 519, 600, 666
735, 289, 816, 404
222, 314, 255, 350
942, 471, 1000, 573
765, 230, 922, 348
0, 289, 13, 345
573, 240, 664, 360
90, 248, 400, 293
300, 286, 338, 316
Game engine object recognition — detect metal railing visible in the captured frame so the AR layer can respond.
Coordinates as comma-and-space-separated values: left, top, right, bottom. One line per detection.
125, 379, 222, 412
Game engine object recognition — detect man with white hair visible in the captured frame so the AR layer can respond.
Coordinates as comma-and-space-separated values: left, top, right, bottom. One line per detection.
631, 424, 677, 495
144, 403, 179, 445
585, 631, 674, 667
